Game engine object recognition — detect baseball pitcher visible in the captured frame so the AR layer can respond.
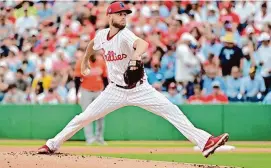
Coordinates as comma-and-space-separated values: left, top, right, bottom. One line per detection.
38, 1, 229, 158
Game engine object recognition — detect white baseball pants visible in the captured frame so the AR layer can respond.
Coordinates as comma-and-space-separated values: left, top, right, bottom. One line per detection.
46, 82, 211, 151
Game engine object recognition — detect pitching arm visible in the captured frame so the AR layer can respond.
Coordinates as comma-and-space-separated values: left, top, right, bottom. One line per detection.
131, 38, 149, 60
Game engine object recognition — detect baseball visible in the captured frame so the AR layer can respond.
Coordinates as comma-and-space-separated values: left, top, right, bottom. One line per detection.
83, 68, 91, 76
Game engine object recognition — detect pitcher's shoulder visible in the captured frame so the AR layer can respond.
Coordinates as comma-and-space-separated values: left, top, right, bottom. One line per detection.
121, 27, 133, 34
95, 28, 110, 37
120, 27, 139, 39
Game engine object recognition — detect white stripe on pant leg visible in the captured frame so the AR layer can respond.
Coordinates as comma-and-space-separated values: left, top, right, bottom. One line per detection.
129, 83, 211, 150
46, 85, 126, 151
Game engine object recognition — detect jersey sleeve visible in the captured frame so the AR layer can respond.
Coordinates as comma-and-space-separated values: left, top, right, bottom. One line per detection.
121, 28, 139, 49
93, 30, 102, 51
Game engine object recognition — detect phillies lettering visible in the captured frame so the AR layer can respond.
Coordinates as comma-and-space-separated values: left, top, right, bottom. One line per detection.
104, 51, 127, 61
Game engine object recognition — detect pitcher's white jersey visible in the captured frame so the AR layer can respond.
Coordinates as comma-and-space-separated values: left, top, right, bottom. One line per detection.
93, 28, 147, 86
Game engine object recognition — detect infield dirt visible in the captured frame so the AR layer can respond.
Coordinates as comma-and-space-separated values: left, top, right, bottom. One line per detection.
0, 146, 251, 168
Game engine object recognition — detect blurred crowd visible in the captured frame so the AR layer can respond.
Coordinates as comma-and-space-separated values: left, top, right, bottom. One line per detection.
0, 0, 271, 105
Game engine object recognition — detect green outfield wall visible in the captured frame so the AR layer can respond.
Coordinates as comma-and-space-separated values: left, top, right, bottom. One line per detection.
0, 104, 270, 141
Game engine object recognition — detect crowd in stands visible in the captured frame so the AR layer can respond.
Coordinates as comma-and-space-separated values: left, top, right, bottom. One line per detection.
0, 0, 271, 105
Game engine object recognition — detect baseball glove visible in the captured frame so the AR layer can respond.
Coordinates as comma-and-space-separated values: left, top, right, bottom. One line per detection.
124, 60, 144, 86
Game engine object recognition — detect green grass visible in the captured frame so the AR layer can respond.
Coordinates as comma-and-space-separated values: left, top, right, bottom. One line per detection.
96, 153, 271, 168
1, 140, 271, 148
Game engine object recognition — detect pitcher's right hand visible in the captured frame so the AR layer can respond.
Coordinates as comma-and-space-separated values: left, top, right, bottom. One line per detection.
81, 63, 91, 76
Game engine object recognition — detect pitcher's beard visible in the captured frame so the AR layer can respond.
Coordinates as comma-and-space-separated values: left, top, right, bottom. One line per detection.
112, 20, 125, 30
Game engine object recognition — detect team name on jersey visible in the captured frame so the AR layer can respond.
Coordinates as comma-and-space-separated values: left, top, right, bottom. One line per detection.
104, 51, 127, 62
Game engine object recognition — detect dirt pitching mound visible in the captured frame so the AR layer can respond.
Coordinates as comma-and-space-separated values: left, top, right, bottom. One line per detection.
0, 151, 235, 168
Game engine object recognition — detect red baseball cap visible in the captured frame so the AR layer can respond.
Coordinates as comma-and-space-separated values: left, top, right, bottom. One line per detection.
107, 1, 132, 15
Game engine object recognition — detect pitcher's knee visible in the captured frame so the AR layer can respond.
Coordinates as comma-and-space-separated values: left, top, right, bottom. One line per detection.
71, 114, 93, 127
157, 104, 184, 116
75, 110, 105, 126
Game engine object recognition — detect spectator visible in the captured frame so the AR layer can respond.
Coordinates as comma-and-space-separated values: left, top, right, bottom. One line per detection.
234, 1, 255, 24
158, 1, 170, 18
32, 68, 52, 91
67, 85, 77, 104
36, 1, 53, 21
15, 69, 27, 92
254, 2, 271, 31
5, 6, 16, 24
163, 82, 184, 105
52, 50, 70, 72
15, 8, 38, 36
21, 59, 36, 75
6, 45, 21, 72
2, 84, 26, 104
160, 45, 176, 88
0, 11, 14, 41
64, 67, 76, 97
226, 66, 243, 102
257, 32, 271, 91
263, 91, 271, 104
27, 30, 39, 48
204, 4, 219, 25
34, 81, 44, 103
220, 22, 241, 47
24, 86, 36, 104
242, 46, 258, 77
200, 34, 222, 60
240, 66, 266, 102
200, 2, 217, 22
219, 33, 244, 76
146, 59, 164, 86
202, 68, 226, 95
206, 81, 228, 104
0, 75, 8, 102
185, 74, 204, 99
0, 74, 8, 91
175, 33, 201, 83
152, 82, 163, 92
203, 52, 221, 76
40, 88, 62, 104
219, 2, 240, 25
0, 61, 15, 85
57, 36, 77, 61
49, 78, 68, 103
14, 1, 37, 19
187, 85, 208, 104
241, 25, 260, 46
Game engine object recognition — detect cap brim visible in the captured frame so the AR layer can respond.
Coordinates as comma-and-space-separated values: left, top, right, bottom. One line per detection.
119, 9, 132, 14
110, 9, 132, 15
125, 10, 132, 14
